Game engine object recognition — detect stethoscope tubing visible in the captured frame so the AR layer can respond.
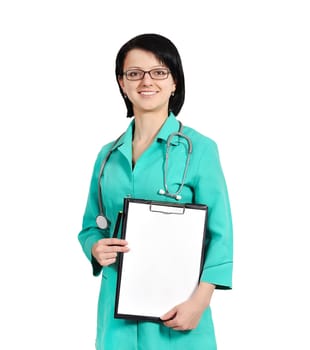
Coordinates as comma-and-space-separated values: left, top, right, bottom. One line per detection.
163, 127, 192, 200
96, 122, 192, 229
96, 134, 124, 229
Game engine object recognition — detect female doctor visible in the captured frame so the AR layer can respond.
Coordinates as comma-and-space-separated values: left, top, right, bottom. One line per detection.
78, 33, 233, 350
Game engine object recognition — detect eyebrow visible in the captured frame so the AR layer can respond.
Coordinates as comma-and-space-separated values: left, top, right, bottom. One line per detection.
125, 65, 167, 70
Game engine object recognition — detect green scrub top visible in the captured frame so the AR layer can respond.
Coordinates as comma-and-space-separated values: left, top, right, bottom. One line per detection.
78, 113, 233, 350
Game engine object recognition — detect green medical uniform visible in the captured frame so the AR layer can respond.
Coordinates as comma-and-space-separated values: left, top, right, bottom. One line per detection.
78, 113, 233, 349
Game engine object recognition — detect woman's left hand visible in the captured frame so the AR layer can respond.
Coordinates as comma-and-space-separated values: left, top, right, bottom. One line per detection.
160, 282, 215, 331
160, 299, 204, 331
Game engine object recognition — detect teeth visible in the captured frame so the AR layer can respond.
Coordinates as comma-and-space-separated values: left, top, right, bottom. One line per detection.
140, 91, 156, 95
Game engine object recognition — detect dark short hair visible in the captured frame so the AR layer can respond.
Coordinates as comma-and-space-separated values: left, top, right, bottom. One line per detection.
115, 33, 185, 118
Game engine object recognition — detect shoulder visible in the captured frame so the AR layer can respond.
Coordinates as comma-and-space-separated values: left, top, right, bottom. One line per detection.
182, 125, 218, 152
92, 139, 118, 170
97, 140, 116, 156
182, 125, 225, 179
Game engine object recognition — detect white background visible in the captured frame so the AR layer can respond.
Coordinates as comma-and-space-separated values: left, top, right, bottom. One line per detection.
0, 1, 309, 349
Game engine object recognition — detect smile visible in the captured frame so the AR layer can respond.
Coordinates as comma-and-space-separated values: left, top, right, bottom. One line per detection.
139, 91, 157, 96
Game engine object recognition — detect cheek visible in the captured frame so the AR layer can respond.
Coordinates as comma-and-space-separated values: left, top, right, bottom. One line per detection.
122, 82, 137, 95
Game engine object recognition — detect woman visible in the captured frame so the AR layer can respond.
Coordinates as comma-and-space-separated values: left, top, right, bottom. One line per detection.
78, 33, 233, 350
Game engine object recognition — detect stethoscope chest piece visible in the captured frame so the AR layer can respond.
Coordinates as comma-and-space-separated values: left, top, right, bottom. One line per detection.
96, 215, 108, 229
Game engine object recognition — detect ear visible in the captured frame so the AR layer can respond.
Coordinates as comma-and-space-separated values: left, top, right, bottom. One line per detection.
172, 81, 176, 93
118, 76, 126, 94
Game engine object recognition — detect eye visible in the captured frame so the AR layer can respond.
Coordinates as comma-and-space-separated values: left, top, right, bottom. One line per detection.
127, 70, 140, 78
125, 69, 145, 80
152, 69, 168, 77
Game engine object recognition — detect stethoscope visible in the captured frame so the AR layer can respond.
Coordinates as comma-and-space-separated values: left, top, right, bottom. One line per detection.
96, 122, 193, 229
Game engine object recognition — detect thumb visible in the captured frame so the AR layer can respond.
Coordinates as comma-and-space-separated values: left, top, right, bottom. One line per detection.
160, 307, 177, 321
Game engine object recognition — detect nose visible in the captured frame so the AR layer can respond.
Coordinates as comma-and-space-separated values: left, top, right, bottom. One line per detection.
141, 71, 153, 84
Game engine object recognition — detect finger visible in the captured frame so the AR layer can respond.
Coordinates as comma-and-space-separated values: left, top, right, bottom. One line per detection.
95, 240, 129, 252
102, 252, 118, 260
164, 319, 190, 331
163, 316, 177, 326
97, 252, 117, 266
104, 238, 128, 246
102, 245, 130, 254
99, 257, 116, 266
160, 309, 177, 322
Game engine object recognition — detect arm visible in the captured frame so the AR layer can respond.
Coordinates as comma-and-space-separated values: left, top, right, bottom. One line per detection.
162, 138, 233, 330
77, 146, 114, 275
196, 140, 233, 289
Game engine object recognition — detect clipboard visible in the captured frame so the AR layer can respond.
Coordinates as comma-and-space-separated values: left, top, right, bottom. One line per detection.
114, 198, 208, 322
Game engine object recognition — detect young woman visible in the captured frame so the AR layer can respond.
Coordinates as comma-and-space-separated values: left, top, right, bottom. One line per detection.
78, 33, 233, 350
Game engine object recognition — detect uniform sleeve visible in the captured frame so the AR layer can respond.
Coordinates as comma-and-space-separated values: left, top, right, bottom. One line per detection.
78, 147, 111, 276
194, 140, 233, 289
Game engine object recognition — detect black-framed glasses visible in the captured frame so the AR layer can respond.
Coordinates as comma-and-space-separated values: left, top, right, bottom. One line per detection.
123, 68, 170, 81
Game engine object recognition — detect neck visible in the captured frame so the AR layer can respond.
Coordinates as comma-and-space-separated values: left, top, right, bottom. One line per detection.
131, 112, 169, 166
133, 111, 169, 142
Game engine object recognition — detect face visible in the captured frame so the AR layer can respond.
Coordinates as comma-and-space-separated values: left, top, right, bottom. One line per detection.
118, 49, 176, 117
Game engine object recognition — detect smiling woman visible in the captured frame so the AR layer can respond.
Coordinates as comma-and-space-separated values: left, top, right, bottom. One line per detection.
78, 33, 233, 350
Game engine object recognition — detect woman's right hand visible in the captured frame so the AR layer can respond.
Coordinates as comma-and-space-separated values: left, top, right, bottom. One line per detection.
92, 238, 130, 266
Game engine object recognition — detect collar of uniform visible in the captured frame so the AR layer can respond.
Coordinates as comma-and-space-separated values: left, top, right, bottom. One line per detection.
110, 120, 134, 150
112, 112, 180, 153
156, 112, 181, 146
110, 120, 134, 164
